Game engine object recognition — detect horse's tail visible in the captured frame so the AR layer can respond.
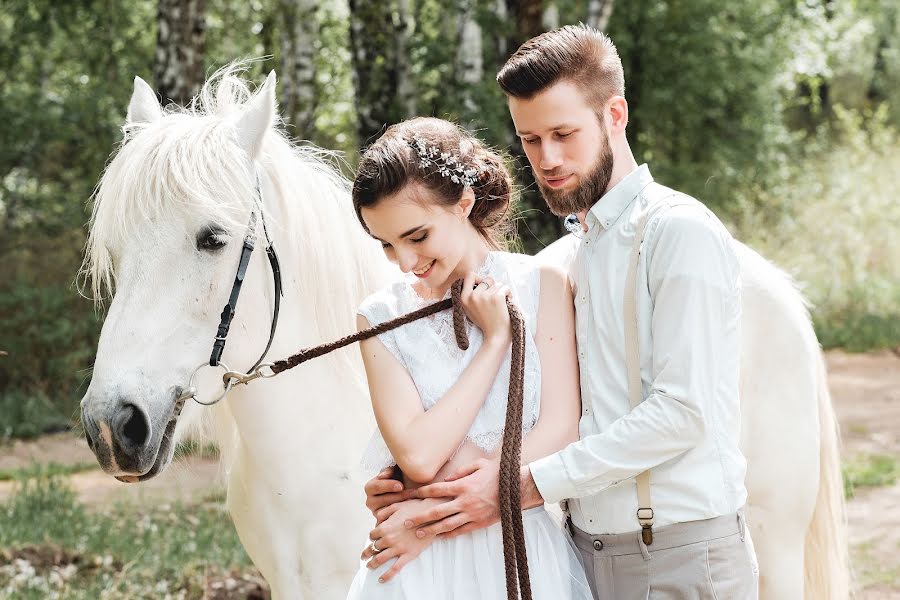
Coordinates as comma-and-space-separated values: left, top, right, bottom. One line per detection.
803, 351, 850, 599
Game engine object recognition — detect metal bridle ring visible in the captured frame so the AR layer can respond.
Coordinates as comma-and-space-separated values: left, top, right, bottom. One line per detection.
187, 362, 234, 406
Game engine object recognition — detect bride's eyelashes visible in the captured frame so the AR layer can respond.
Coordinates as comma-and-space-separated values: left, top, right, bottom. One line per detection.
410, 233, 429, 243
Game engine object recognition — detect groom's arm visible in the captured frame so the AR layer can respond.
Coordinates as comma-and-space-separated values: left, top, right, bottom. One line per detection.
530, 206, 740, 503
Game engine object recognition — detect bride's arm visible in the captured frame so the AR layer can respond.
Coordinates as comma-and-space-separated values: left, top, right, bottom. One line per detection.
519, 264, 582, 464
358, 275, 513, 484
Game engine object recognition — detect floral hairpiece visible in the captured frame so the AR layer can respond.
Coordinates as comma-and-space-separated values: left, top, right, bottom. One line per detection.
407, 136, 482, 187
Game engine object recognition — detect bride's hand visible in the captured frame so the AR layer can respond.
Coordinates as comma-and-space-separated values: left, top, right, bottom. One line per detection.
361, 497, 448, 583
460, 272, 512, 345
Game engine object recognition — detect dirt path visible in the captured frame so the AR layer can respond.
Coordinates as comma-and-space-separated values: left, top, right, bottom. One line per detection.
0, 433, 222, 507
2, 349, 898, 595
827, 350, 900, 598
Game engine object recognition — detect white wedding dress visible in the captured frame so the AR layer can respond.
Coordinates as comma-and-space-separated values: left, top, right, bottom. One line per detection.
348, 251, 591, 600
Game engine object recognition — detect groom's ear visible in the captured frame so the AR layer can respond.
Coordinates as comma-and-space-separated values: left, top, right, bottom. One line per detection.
607, 96, 629, 134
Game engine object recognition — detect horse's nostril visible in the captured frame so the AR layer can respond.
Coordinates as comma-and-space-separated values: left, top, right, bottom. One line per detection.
119, 404, 150, 447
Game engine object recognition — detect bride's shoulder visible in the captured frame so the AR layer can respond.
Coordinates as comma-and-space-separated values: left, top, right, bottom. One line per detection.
357, 281, 410, 323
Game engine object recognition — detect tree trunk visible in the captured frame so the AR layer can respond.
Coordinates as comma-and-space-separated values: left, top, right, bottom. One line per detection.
456, 2, 483, 116
586, 0, 615, 32
395, 0, 417, 119
279, 0, 318, 139
154, 0, 207, 107
348, 0, 417, 144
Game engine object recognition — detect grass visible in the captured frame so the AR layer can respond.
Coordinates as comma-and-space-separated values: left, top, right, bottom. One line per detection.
0, 461, 97, 482
852, 541, 900, 589
843, 453, 899, 499
0, 476, 263, 599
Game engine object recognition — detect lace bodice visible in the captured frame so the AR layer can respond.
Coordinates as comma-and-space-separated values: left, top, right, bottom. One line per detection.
357, 251, 543, 475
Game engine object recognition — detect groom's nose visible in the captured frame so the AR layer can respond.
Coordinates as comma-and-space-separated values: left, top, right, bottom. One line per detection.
539, 142, 564, 170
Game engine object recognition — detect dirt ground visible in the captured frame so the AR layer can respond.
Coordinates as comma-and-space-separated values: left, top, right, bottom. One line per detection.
1, 349, 898, 597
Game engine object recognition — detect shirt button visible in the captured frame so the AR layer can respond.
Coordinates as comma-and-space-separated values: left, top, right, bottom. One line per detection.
593, 539, 603, 551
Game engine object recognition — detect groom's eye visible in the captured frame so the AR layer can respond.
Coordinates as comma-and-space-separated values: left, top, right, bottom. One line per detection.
523, 137, 539, 145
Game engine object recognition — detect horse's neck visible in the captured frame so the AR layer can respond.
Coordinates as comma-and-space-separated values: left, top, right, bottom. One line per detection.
220, 186, 387, 477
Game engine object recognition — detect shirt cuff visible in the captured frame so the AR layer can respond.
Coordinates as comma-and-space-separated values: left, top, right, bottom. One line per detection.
529, 452, 579, 504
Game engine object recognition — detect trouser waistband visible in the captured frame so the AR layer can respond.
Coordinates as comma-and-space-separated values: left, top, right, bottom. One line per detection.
570, 511, 746, 557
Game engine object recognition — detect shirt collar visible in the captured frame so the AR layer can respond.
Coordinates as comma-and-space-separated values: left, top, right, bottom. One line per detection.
586, 164, 654, 230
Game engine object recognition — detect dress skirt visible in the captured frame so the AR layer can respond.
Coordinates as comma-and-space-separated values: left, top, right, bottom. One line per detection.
347, 506, 593, 599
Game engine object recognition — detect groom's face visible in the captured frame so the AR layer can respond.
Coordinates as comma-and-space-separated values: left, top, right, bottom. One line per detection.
508, 80, 614, 216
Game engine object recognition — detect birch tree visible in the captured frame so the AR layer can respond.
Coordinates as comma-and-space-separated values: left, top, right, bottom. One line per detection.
154, 0, 207, 107
587, 0, 615, 32
279, 0, 318, 139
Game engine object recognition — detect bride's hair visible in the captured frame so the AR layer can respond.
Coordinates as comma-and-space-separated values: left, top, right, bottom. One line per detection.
352, 117, 514, 250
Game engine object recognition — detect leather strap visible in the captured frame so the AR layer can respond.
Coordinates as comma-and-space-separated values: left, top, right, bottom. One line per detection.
623, 196, 692, 545
209, 174, 283, 370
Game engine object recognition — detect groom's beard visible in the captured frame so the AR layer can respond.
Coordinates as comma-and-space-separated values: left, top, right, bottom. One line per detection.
538, 133, 615, 217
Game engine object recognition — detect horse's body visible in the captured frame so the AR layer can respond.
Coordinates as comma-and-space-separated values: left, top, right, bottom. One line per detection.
80, 69, 846, 599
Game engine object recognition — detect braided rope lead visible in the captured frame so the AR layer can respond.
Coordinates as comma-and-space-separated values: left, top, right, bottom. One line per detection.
268, 279, 531, 600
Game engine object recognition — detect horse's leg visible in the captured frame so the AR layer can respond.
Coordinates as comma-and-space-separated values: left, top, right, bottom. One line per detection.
228, 392, 374, 600
227, 448, 305, 599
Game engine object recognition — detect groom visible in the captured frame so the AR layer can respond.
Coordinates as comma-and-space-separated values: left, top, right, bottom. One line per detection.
363, 25, 758, 599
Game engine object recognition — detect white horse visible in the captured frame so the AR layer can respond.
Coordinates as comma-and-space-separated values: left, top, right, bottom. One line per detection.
80, 68, 847, 600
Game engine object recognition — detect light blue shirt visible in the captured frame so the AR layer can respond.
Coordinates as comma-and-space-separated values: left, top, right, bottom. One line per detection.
530, 165, 748, 534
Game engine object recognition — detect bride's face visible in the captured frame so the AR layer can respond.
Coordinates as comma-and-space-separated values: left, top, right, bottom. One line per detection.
361, 184, 474, 290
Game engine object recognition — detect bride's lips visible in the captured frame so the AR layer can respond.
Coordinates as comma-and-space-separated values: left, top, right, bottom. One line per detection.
413, 260, 435, 279
544, 174, 572, 188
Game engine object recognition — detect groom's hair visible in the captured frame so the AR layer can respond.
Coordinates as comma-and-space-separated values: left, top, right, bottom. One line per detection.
497, 24, 624, 111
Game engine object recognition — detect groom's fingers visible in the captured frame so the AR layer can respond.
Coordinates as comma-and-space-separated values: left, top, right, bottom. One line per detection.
403, 498, 460, 529
374, 502, 401, 525
442, 461, 482, 482
413, 480, 463, 499
417, 513, 471, 538
439, 521, 480, 539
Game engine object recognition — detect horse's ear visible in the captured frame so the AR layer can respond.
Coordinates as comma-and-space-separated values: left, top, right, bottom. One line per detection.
234, 71, 277, 159
126, 76, 163, 125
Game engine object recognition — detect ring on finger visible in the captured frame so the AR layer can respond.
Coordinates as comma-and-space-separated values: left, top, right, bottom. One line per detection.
369, 539, 381, 554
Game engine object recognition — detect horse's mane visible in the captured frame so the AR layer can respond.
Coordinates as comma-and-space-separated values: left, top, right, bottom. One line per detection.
83, 63, 387, 341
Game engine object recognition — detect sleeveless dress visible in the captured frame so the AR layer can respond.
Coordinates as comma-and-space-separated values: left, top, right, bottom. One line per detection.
347, 251, 591, 600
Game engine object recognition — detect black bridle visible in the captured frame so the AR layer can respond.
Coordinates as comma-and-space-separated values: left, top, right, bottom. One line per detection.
209, 208, 282, 371
179, 179, 283, 406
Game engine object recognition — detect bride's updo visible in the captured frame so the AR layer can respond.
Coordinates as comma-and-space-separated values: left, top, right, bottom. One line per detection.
352, 117, 514, 250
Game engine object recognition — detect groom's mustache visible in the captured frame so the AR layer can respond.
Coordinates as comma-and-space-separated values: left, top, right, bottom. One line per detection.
539, 169, 567, 179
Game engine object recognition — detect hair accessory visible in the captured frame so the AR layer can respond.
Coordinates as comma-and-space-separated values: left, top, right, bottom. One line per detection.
408, 136, 482, 187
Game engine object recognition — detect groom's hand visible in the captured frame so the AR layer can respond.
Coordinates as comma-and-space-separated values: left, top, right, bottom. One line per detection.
407, 458, 501, 539
365, 467, 417, 523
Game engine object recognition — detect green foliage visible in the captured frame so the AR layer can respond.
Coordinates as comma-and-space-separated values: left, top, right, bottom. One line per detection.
737, 105, 900, 351
0, 476, 252, 598
843, 453, 899, 499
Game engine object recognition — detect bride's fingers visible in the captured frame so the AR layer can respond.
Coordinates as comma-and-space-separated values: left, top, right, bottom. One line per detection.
379, 553, 416, 584
366, 545, 401, 571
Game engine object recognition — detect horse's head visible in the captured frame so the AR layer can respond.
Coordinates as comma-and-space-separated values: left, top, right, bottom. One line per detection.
80, 70, 283, 481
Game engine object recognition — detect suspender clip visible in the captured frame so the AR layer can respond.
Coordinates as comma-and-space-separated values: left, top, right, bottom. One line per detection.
637, 507, 654, 546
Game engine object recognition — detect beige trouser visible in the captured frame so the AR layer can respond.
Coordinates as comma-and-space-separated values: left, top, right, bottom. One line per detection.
570, 511, 759, 600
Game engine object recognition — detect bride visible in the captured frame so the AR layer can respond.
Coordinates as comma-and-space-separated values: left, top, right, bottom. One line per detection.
345, 117, 591, 599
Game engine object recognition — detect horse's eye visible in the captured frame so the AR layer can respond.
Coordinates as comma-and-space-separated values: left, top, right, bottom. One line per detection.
197, 225, 228, 251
